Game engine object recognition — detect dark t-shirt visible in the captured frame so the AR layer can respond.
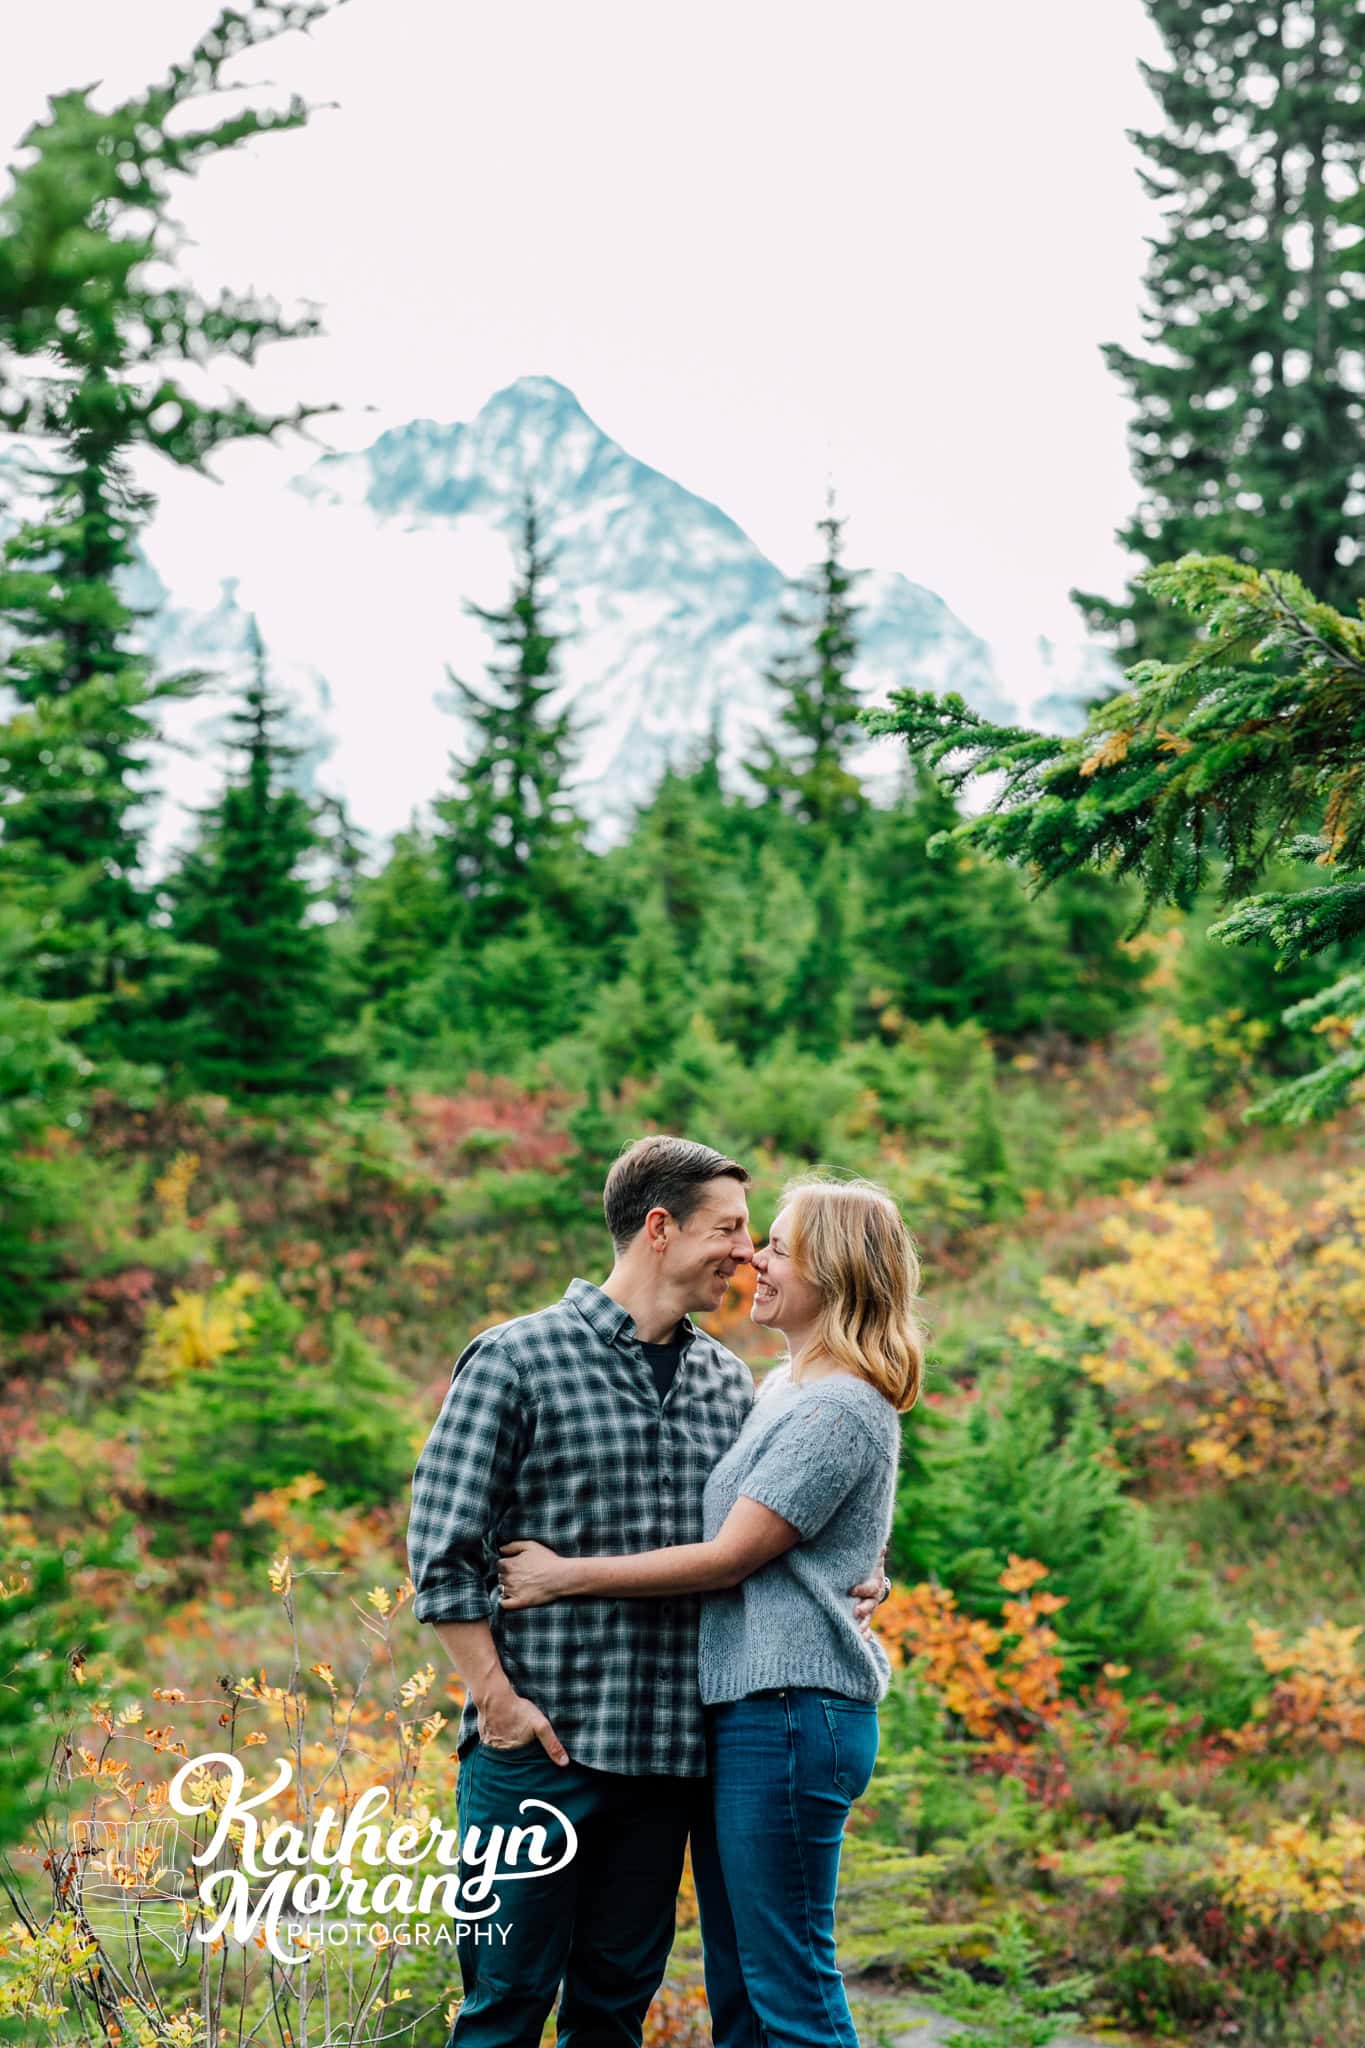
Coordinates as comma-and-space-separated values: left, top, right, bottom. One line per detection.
638, 1326, 685, 1404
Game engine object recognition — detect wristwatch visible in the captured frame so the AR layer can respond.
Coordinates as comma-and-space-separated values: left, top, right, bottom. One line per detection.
876, 1572, 892, 1606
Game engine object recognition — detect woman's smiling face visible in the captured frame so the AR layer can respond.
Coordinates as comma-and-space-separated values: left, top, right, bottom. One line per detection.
750, 1205, 824, 1339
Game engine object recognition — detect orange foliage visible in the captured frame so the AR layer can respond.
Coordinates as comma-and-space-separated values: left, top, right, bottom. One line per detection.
642, 1985, 712, 2046
1227, 1621, 1365, 1755
875, 1555, 1071, 1749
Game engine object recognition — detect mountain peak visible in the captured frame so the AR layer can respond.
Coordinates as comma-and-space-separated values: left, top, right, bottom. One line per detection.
480, 373, 587, 418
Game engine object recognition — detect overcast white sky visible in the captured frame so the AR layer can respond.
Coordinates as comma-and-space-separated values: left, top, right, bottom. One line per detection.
3, 0, 1168, 703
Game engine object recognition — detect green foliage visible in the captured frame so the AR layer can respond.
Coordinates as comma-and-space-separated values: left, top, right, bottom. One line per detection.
133, 1282, 414, 1553
756, 499, 869, 839
335, 820, 453, 1071
899, 1348, 1257, 1714
435, 491, 587, 925
857, 770, 1147, 1042
0, 1532, 104, 1860
635, 1014, 736, 1132
779, 839, 859, 1054
1170, 868, 1349, 1066
868, 557, 1365, 1122
694, 840, 818, 1062
921, 1910, 1097, 2048
590, 885, 689, 1080
863, 1666, 991, 1855
617, 746, 729, 960
0, 906, 101, 1329
152, 620, 344, 1098
702, 1032, 866, 1160
1072, 0, 1363, 658
0, 1511, 132, 2043
832, 1833, 965, 1980
959, 1061, 1018, 1220
0, 0, 342, 1063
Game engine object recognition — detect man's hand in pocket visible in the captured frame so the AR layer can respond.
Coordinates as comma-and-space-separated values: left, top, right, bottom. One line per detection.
477, 1681, 569, 1764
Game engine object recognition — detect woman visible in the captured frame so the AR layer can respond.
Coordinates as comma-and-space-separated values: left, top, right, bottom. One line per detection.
498, 1174, 925, 2048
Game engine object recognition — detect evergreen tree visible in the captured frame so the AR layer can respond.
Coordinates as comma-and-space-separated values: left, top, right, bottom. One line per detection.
0, 2, 342, 1057
638, 1012, 737, 1132
1170, 858, 1350, 1069
312, 789, 370, 919
434, 490, 584, 944
156, 618, 339, 1097
959, 1058, 1017, 1219
336, 816, 453, 1066
780, 839, 859, 1055
135, 1285, 415, 1554
590, 884, 688, 1082
867, 555, 1365, 1121
466, 903, 585, 1062
695, 842, 818, 1063
619, 755, 730, 961
1074, 0, 1364, 658
923, 1912, 1097, 2045
757, 498, 868, 841
858, 767, 1145, 1042
0, 904, 98, 1329
906, 1350, 1242, 1690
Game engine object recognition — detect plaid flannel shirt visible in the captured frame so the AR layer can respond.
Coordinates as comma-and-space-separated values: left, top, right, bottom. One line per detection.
406, 1278, 755, 1777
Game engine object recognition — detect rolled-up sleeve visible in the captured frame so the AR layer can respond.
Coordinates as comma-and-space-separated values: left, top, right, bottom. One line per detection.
407, 1336, 528, 1625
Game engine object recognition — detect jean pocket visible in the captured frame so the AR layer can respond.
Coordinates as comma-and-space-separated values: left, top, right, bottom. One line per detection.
820, 1697, 879, 1803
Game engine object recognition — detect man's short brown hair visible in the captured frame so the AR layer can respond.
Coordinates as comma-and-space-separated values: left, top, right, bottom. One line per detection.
603, 1135, 751, 1252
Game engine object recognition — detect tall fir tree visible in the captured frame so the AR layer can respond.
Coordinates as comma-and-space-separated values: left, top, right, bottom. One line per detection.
1074, 0, 1364, 659
433, 490, 585, 947
0, 2, 342, 1059
156, 619, 339, 1097
757, 497, 869, 842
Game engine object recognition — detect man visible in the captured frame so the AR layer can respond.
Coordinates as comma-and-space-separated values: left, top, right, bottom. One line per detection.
407, 1134, 889, 2048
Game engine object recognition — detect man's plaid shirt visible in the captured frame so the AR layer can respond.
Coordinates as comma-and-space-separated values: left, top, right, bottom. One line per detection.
407, 1278, 755, 1777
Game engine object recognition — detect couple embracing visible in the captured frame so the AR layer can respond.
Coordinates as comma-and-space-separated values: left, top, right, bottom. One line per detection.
406, 1134, 925, 2048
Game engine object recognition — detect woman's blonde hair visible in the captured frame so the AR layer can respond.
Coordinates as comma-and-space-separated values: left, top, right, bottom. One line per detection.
780, 1176, 926, 1414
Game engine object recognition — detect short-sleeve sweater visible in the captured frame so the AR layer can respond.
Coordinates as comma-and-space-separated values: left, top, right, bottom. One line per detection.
698, 1363, 900, 1705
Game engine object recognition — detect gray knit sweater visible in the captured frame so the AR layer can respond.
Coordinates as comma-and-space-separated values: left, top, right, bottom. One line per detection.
698, 1363, 900, 1705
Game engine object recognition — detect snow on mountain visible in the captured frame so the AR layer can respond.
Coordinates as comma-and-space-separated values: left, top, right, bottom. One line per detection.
2, 376, 1113, 868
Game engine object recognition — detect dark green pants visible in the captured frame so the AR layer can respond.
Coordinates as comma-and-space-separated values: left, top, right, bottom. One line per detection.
447, 1737, 695, 2048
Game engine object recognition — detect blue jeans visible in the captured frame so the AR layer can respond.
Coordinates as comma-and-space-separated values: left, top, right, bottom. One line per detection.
689, 1689, 880, 2048
447, 1736, 693, 2047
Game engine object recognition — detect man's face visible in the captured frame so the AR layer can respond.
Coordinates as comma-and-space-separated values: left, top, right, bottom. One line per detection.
661, 1176, 755, 1314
